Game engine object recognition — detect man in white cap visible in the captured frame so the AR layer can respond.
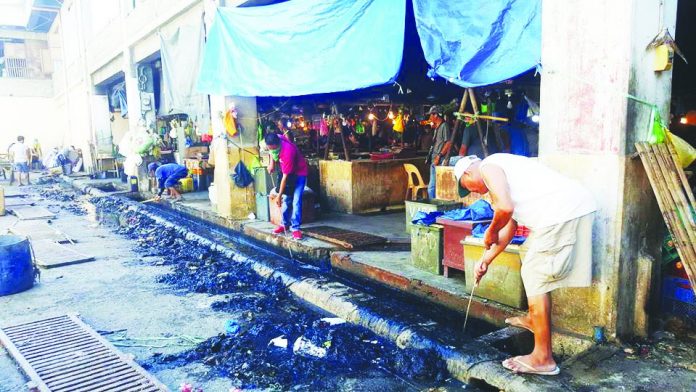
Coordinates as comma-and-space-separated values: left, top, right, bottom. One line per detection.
454, 154, 596, 376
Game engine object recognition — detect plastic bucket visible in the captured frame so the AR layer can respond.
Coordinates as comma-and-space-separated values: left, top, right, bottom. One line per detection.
0, 235, 35, 296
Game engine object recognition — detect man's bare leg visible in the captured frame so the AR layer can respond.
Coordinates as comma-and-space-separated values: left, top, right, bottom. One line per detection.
504, 293, 557, 372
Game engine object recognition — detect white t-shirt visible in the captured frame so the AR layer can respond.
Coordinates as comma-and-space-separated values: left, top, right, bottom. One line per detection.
479, 154, 597, 229
9, 142, 30, 163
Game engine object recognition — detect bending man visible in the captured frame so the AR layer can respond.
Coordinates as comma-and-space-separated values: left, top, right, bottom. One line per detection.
148, 162, 188, 202
454, 154, 596, 376
265, 133, 308, 240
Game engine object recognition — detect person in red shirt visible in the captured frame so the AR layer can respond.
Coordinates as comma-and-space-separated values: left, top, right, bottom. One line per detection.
265, 133, 308, 239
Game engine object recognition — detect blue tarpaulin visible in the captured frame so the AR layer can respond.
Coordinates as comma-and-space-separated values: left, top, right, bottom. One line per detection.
412, 0, 541, 88
197, 0, 406, 97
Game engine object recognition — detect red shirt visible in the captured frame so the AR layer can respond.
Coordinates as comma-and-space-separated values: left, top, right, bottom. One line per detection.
278, 135, 308, 176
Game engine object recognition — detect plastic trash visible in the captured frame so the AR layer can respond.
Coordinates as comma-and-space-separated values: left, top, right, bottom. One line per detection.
320, 317, 346, 326
292, 336, 327, 358
225, 320, 240, 335
268, 335, 288, 349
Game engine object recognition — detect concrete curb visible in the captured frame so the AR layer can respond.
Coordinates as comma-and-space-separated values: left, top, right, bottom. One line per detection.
67, 185, 562, 392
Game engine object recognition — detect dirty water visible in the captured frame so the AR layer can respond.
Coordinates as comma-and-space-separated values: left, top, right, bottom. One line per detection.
88, 196, 468, 391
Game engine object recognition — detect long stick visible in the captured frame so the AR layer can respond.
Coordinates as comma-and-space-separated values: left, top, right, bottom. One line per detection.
270, 173, 295, 261
443, 89, 469, 166
462, 283, 477, 333
468, 88, 489, 157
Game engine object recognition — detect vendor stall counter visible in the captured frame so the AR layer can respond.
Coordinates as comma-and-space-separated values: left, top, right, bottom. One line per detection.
319, 158, 428, 214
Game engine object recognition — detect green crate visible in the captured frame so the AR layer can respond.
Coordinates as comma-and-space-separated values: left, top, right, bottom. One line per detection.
410, 224, 444, 275
256, 194, 270, 222
405, 199, 461, 233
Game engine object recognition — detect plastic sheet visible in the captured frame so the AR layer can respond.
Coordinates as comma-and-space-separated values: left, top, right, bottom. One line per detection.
412, 0, 541, 87
197, 0, 406, 97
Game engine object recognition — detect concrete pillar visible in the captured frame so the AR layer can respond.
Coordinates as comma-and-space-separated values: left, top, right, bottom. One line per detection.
539, 0, 677, 339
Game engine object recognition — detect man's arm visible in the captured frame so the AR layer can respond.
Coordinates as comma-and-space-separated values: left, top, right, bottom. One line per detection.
275, 173, 288, 206
474, 218, 517, 284
480, 164, 514, 249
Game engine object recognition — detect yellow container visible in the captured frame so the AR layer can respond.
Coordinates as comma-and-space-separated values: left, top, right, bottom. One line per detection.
462, 237, 527, 309
179, 177, 194, 193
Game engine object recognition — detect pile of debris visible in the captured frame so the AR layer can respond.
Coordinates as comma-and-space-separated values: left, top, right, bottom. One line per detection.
92, 197, 449, 390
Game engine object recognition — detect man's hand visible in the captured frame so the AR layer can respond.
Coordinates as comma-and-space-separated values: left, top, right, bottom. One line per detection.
154, 195, 161, 202
433, 155, 441, 166
474, 260, 488, 285
274, 194, 282, 207
484, 228, 499, 249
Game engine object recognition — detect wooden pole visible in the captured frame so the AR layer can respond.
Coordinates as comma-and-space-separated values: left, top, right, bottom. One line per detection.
323, 119, 334, 160
468, 88, 489, 157
337, 121, 351, 161
443, 89, 469, 166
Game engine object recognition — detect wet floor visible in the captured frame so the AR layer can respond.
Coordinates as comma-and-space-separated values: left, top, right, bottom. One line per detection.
1, 183, 494, 391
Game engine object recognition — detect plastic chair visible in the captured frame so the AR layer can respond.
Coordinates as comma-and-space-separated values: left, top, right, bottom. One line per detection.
403, 163, 428, 201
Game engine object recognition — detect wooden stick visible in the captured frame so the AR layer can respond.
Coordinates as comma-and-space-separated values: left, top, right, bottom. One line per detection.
666, 140, 696, 211
323, 119, 334, 160
443, 89, 469, 166
636, 144, 695, 265
638, 143, 696, 290
454, 112, 509, 122
468, 88, 489, 157
653, 143, 696, 289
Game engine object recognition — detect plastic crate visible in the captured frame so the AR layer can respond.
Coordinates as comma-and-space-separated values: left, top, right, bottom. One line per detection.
662, 276, 695, 304
661, 297, 696, 322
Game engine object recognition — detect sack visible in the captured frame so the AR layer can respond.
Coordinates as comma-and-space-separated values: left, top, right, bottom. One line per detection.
667, 131, 696, 168
232, 161, 254, 188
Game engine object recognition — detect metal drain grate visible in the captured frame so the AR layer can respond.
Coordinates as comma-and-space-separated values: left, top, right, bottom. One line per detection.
302, 226, 387, 249
0, 314, 168, 392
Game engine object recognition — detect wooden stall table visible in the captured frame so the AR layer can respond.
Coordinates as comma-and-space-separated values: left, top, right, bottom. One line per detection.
319, 157, 428, 214
435, 165, 489, 205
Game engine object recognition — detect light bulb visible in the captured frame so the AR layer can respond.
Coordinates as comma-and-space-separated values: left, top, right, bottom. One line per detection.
531, 114, 540, 123
388, 111, 395, 119
368, 113, 375, 121
680, 117, 688, 124
507, 100, 513, 109
286, 121, 292, 128
299, 121, 305, 128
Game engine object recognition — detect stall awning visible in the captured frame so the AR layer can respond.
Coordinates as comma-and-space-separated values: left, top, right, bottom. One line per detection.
412, 0, 541, 88
196, 0, 406, 97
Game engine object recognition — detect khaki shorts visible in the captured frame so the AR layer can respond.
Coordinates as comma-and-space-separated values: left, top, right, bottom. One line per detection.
520, 213, 594, 297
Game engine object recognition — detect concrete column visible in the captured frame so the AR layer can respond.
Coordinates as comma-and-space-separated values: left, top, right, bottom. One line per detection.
539, 0, 677, 339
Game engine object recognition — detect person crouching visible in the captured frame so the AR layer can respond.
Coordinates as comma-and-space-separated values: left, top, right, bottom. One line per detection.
148, 162, 188, 202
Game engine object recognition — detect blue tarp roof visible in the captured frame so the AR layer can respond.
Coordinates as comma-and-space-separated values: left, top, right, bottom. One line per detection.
413, 0, 541, 88
198, 0, 541, 97
197, 0, 406, 97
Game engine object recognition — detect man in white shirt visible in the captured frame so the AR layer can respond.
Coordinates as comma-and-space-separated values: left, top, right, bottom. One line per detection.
454, 154, 597, 376
9, 136, 31, 186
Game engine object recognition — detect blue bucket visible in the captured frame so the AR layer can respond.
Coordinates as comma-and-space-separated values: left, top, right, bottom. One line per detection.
0, 235, 36, 296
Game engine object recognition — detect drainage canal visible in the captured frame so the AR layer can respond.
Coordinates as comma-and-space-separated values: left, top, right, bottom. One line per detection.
35, 184, 508, 390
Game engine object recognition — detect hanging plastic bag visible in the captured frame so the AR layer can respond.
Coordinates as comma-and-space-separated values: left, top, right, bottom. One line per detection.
647, 109, 666, 144
232, 161, 254, 187
666, 131, 696, 168
224, 108, 238, 137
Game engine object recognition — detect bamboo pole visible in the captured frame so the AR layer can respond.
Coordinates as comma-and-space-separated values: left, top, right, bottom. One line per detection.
442, 89, 469, 165
468, 88, 489, 157
666, 140, 696, 211
637, 143, 696, 290
636, 144, 696, 266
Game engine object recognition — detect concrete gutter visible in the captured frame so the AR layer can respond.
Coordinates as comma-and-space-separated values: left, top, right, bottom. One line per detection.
63, 182, 563, 391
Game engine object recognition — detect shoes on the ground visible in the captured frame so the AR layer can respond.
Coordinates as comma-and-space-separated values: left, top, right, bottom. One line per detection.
292, 230, 303, 240
273, 226, 287, 234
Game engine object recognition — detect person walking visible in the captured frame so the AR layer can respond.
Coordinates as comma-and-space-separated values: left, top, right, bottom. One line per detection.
454, 154, 597, 376
427, 105, 451, 199
9, 136, 31, 186
148, 162, 188, 202
265, 133, 308, 240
